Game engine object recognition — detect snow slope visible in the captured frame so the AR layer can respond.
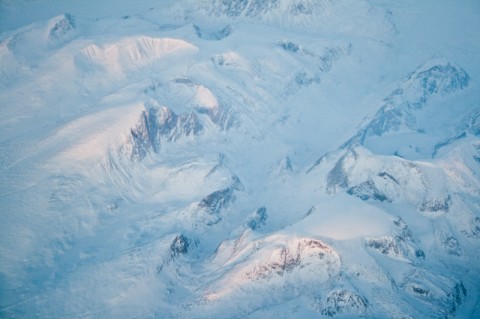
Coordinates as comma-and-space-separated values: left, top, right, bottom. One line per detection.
1, 0, 480, 318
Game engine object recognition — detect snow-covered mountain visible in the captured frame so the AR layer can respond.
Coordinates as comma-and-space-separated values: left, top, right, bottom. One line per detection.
1, 1, 479, 318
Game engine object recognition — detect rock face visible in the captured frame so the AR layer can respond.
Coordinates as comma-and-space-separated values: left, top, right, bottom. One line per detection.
193, 177, 243, 226
401, 270, 467, 317
347, 180, 390, 202
210, 0, 280, 17
170, 234, 190, 256
193, 24, 233, 40
129, 105, 202, 160
242, 238, 339, 280
1, 2, 479, 319
325, 147, 425, 202
203, 235, 341, 305
49, 13, 76, 41
319, 290, 369, 317
345, 60, 469, 147
366, 217, 422, 261
245, 206, 268, 230
419, 195, 451, 213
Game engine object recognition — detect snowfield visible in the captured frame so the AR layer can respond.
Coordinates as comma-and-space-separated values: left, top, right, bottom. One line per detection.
1, 0, 480, 318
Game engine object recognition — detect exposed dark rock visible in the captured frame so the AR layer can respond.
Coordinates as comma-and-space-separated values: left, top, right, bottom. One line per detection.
195, 176, 242, 225
416, 63, 469, 96
369, 217, 423, 260
393, 217, 414, 243
419, 195, 451, 213
170, 234, 189, 256
193, 24, 232, 40
460, 108, 480, 136
365, 236, 400, 256
245, 206, 267, 230
341, 61, 470, 149
443, 236, 461, 256
432, 133, 466, 157
278, 40, 299, 53
244, 238, 335, 280
230, 175, 244, 191
326, 149, 357, 192
412, 285, 430, 296
451, 282, 467, 311
317, 47, 343, 72
471, 217, 480, 237
244, 247, 297, 280
347, 180, 390, 202
321, 290, 368, 317
199, 188, 234, 216
49, 13, 76, 40
212, 0, 279, 17
195, 103, 235, 130
129, 105, 203, 160
404, 271, 467, 317
294, 72, 320, 86
305, 206, 316, 217
378, 171, 399, 184
415, 249, 425, 259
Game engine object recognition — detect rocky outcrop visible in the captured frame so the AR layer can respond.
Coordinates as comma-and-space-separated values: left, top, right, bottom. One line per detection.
419, 195, 451, 213
129, 104, 202, 160
319, 290, 368, 317
49, 13, 76, 41
244, 206, 268, 230
366, 217, 424, 261
194, 176, 243, 226
326, 148, 358, 193
193, 24, 232, 40
347, 180, 390, 202
343, 60, 470, 149
242, 237, 340, 281
170, 234, 190, 256
210, 0, 280, 17
402, 270, 467, 317
144, 78, 236, 132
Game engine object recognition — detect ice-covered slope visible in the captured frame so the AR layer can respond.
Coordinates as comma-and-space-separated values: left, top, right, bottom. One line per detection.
1, 1, 480, 318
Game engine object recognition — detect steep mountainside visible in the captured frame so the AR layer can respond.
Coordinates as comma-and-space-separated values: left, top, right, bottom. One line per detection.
1, 1, 479, 318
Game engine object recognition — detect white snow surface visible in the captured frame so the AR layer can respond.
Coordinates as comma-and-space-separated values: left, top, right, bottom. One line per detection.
1, 1, 480, 318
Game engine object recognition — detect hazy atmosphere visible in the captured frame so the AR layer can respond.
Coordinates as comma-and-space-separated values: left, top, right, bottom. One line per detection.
1, 1, 480, 318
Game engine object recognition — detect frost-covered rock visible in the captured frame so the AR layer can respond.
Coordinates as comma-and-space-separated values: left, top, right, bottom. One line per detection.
402, 270, 467, 317
319, 290, 368, 317
347, 180, 390, 202
355, 60, 468, 142
204, 0, 395, 40
419, 195, 451, 213
145, 78, 236, 131
325, 147, 427, 203
49, 13, 76, 41
323, 146, 468, 221
209, 0, 280, 17
366, 217, 423, 261
207, 235, 340, 293
170, 234, 190, 256
365, 236, 402, 258
129, 104, 202, 160
244, 206, 268, 230
193, 176, 242, 226
193, 24, 232, 40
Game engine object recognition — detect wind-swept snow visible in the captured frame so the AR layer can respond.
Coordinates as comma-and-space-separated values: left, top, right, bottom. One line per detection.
1, 1, 480, 318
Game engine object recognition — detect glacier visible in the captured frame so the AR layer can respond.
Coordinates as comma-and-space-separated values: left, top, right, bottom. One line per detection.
1, 0, 480, 318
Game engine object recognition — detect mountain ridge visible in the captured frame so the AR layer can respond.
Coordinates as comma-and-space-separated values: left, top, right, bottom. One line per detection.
1, 1, 479, 318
